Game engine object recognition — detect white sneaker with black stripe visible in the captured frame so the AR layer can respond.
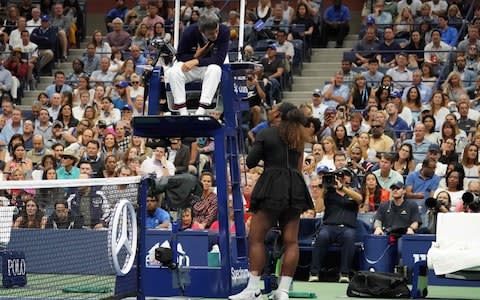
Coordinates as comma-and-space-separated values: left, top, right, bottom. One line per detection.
229, 288, 263, 300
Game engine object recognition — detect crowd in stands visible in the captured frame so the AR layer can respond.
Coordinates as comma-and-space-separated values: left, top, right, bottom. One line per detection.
0, 0, 479, 279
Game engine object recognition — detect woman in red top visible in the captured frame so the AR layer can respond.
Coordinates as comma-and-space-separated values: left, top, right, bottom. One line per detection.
360, 172, 390, 212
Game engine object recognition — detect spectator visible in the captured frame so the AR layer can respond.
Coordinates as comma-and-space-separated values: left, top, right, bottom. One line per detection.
376, 27, 401, 68
393, 7, 414, 40
66, 174, 110, 229
436, 14, 457, 46
274, 30, 294, 64
260, 45, 284, 106
106, 0, 129, 32
457, 25, 480, 56
112, 81, 132, 109
360, 171, 390, 212
26, 7, 41, 34
45, 71, 73, 99
368, 0, 392, 34
454, 56, 476, 94
429, 90, 449, 131
373, 152, 404, 189
46, 200, 84, 229
101, 154, 117, 178
22, 120, 35, 151
0, 108, 23, 147
9, 17, 28, 48
362, 58, 384, 88
404, 123, 432, 164
424, 29, 451, 75
92, 30, 112, 58
3, 49, 26, 100
369, 120, 394, 153
50, 3, 70, 61
56, 148, 80, 179
105, 17, 132, 52
140, 141, 175, 177
131, 23, 149, 52
392, 143, 415, 176
0, 58, 14, 101
354, 28, 379, 67
26, 134, 52, 166
129, 44, 148, 72
373, 181, 420, 235
192, 172, 218, 229
455, 180, 480, 212
17, 30, 38, 89
166, 137, 190, 174
34, 108, 53, 141
455, 98, 478, 135
397, 0, 422, 16
133, 0, 149, 21
385, 97, 410, 138
421, 62, 437, 89
340, 60, 357, 89
80, 140, 104, 176
434, 169, 465, 209
461, 143, 480, 179
321, 0, 350, 48
142, 3, 165, 38
290, 3, 314, 50
405, 158, 441, 207
438, 137, 458, 166
13, 199, 47, 229
322, 72, 349, 108
386, 52, 412, 92
82, 43, 100, 76
91, 57, 116, 86
4, 144, 33, 180
146, 194, 170, 229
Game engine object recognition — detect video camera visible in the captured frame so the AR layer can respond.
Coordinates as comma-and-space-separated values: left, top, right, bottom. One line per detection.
150, 37, 176, 57
462, 192, 480, 213
323, 168, 351, 191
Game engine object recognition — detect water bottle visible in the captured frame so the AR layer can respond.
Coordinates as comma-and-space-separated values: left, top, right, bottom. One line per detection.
208, 244, 221, 267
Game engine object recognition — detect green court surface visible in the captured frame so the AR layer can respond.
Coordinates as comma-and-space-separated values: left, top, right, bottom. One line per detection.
0, 274, 116, 299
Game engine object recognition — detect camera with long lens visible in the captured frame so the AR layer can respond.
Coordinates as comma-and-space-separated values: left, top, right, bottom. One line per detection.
425, 197, 442, 212
462, 192, 480, 212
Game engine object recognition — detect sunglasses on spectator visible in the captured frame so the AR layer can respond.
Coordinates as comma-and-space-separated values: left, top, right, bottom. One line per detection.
371, 125, 382, 128
131, 81, 140, 84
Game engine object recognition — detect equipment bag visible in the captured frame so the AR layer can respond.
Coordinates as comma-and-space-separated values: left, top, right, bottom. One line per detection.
346, 271, 410, 298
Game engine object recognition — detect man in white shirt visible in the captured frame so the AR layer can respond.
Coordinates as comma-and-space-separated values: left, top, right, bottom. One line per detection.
18, 30, 39, 88
386, 52, 412, 93
9, 17, 27, 48
91, 57, 116, 86
424, 29, 451, 76
140, 143, 176, 178
426, 0, 448, 17
310, 89, 327, 123
26, 7, 41, 34
73, 90, 91, 120
98, 97, 121, 127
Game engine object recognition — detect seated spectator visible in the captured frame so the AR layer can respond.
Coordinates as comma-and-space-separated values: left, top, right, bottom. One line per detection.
106, 17, 132, 52
405, 158, 441, 208
9, 17, 28, 49
26, 7, 41, 34
393, 143, 415, 176
192, 172, 218, 230
45, 71, 73, 99
386, 94, 410, 134
26, 134, 53, 166
112, 81, 132, 109
421, 62, 437, 89
368, 0, 392, 34
66, 174, 111, 229
92, 30, 112, 58
102, 154, 119, 177
455, 98, 479, 135
434, 169, 465, 209
442, 71, 467, 103
13, 199, 47, 229
457, 25, 480, 56
4, 144, 33, 180
140, 141, 175, 178
129, 73, 145, 100
142, 3, 165, 38
129, 44, 148, 73
321, 72, 349, 108
455, 180, 480, 212
436, 14, 457, 46
98, 97, 121, 127
260, 45, 284, 105
376, 27, 401, 68
63, 0, 85, 47
320, 0, 350, 48
105, 0, 129, 32
0, 108, 23, 148
91, 57, 116, 86
373, 152, 404, 189
131, 23, 149, 52
289, 3, 314, 50
57, 104, 79, 129
50, 3, 70, 61
56, 149, 80, 179
393, 7, 414, 40
429, 90, 449, 131
361, 59, 384, 88
274, 30, 294, 65
386, 53, 412, 92
424, 29, 451, 76
369, 120, 394, 153
82, 43, 100, 76
146, 194, 170, 229
373, 182, 420, 235
354, 27, 379, 67
360, 171, 390, 212
414, 4, 436, 31
46, 200, 84, 229
166, 137, 190, 174
461, 143, 480, 179
404, 123, 432, 164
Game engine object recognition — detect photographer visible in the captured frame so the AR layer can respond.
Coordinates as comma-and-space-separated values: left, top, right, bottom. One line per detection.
309, 168, 362, 283
244, 71, 266, 128
373, 182, 421, 236
421, 191, 451, 234
455, 180, 480, 213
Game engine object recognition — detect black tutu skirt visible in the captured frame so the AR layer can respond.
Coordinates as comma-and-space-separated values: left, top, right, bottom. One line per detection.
250, 168, 314, 214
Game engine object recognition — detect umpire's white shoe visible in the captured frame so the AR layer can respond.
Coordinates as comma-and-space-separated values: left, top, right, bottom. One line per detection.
229, 288, 263, 300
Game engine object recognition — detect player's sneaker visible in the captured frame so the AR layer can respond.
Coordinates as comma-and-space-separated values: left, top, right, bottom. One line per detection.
229, 288, 263, 300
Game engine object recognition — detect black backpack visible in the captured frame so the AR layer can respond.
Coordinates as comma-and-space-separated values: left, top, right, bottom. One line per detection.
347, 271, 410, 298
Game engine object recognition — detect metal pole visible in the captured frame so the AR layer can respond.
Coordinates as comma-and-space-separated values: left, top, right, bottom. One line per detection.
174, 0, 181, 49
238, 0, 245, 61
